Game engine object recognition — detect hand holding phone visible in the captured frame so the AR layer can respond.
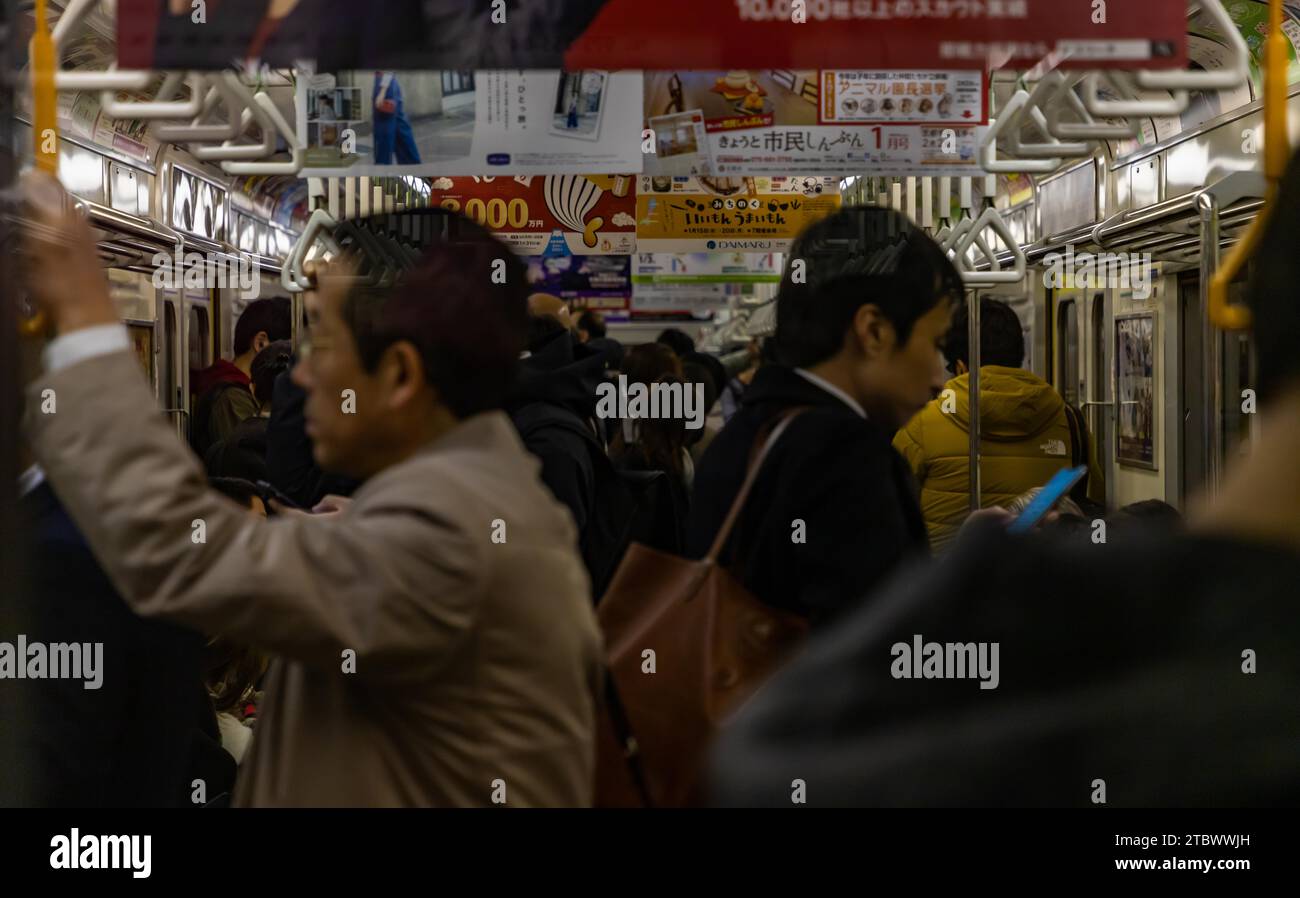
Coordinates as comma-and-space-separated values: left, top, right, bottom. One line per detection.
1007, 466, 1088, 534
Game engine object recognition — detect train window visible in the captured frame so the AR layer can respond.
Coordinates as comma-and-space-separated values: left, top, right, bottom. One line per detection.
441, 71, 475, 95
126, 324, 154, 385
1055, 299, 1080, 407
171, 171, 194, 233
162, 302, 178, 411
188, 305, 211, 372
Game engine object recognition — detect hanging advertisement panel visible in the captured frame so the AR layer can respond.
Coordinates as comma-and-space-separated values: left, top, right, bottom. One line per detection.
426, 176, 637, 255
632, 252, 781, 313
645, 69, 988, 176
119, 0, 1187, 72
632, 252, 783, 284
527, 253, 632, 309
636, 176, 841, 252
298, 71, 644, 177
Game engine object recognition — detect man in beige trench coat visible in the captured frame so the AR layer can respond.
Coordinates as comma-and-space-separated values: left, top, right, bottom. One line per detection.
19, 172, 603, 807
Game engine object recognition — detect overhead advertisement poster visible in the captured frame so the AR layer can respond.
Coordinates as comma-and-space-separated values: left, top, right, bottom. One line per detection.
426, 175, 637, 255
528, 253, 632, 311
636, 176, 842, 253
119, 0, 1188, 72
644, 70, 988, 176
632, 252, 781, 314
299, 71, 643, 177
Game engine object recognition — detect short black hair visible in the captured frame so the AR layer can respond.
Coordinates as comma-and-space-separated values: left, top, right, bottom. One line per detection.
526, 313, 569, 352
682, 360, 719, 417
774, 206, 963, 368
944, 297, 1026, 370
656, 327, 696, 357
340, 209, 529, 418
1116, 499, 1183, 525
684, 350, 727, 399
577, 309, 606, 339
234, 298, 292, 356
209, 476, 262, 507
250, 339, 293, 408
1248, 148, 1300, 399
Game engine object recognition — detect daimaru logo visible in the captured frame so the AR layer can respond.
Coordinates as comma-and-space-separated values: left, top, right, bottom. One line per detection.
710, 239, 774, 250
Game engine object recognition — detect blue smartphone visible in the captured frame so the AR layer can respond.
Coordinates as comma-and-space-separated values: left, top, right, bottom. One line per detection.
1007, 466, 1088, 534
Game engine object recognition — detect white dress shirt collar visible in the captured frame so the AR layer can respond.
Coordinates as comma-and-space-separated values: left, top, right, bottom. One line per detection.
18, 464, 46, 498
793, 368, 867, 419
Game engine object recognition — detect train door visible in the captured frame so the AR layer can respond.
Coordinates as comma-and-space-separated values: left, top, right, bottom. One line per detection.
1180, 268, 1256, 505
1221, 280, 1259, 464
1052, 292, 1082, 408
159, 294, 186, 439
1178, 274, 1207, 505
1083, 290, 1113, 505
185, 286, 214, 415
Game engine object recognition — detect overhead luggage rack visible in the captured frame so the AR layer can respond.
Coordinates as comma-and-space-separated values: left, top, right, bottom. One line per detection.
78, 200, 182, 273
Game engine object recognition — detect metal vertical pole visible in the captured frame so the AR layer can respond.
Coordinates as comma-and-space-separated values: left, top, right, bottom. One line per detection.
968, 290, 982, 512
1197, 191, 1222, 494
1, 0, 31, 803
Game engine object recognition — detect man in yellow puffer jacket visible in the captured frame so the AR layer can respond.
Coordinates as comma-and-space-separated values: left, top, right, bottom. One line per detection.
894, 298, 1105, 551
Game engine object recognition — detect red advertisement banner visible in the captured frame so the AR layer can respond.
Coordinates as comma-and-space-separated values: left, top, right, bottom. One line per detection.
117, 0, 1187, 71
427, 175, 636, 255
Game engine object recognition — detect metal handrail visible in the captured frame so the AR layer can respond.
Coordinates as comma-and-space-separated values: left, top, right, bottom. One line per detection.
81, 200, 183, 250
1043, 71, 1138, 140
952, 206, 1028, 284
222, 91, 303, 175
980, 93, 1063, 174
100, 72, 207, 120
158, 75, 245, 143
190, 76, 275, 162
1082, 70, 1189, 118
1136, 0, 1251, 92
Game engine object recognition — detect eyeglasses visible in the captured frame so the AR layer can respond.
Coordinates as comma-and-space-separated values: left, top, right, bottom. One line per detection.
297, 334, 335, 363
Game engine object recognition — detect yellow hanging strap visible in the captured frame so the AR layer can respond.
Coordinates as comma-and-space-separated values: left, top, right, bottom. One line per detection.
31, 0, 57, 175
1208, 0, 1291, 330
21, 0, 58, 336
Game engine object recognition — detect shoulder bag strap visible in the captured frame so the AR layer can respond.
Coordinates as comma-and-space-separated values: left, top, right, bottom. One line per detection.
705, 406, 810, 563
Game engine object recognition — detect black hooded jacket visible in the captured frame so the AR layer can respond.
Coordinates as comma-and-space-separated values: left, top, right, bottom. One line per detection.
506, 329, 612, 546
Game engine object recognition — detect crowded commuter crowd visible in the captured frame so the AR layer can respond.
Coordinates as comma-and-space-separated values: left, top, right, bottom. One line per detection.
8, 151, 1300, 807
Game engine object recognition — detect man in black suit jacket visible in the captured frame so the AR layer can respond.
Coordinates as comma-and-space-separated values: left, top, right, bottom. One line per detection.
5, 468, 227, 807
710, 149, 1300, 807
687, 207, 961, 625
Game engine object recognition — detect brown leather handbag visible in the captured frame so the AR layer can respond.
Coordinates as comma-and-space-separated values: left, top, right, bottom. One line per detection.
594, 408, 810, 807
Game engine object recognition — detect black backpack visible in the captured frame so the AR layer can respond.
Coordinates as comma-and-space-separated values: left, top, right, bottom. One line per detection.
1063, 402, 1106, 515
190, 381, 248, 459
512, 403, 659, 600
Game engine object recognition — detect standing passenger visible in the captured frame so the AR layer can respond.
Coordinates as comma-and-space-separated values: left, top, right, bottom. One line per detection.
686, 207, 958, 625
21, 176, 602, 807
710, 150, 1300, 807
507, 313, 626, 597
893, 297, 1105, 551
204, 339, 294, 483
191, 298, 291, 458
